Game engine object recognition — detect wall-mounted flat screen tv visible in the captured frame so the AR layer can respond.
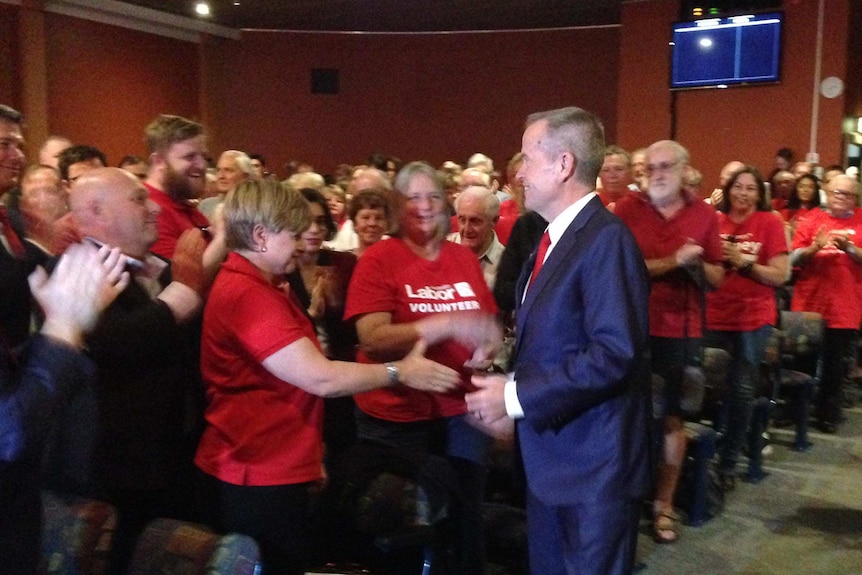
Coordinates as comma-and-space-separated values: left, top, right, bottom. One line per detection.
671, 12, 783, 90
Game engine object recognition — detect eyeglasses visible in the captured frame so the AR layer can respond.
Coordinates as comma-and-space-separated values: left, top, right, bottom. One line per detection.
831, 189, 858, 198
646, 161, 679, 175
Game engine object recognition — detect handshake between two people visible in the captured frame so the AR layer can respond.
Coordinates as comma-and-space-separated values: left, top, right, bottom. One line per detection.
398, 310, 514, 440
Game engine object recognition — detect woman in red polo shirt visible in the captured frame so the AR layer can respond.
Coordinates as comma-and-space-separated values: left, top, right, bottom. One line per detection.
194, 179, 459, 575
706, 166, 789, 490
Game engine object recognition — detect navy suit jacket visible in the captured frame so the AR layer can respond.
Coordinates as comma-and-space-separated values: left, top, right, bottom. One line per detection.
513, 195, 652, 506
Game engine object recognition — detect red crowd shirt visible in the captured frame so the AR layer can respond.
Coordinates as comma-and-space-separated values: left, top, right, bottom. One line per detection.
144, 182, 210, 260
791, 208, 862, 329
195, 253, 324, 486
496, 199, 521, 245
779, 205, 817, 227
344, 238, 497, 422
616, 192, 723, 338
706, 211, 787, 331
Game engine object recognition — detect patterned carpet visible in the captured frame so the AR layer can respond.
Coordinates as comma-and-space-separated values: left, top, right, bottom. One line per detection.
636, 406, 862, 575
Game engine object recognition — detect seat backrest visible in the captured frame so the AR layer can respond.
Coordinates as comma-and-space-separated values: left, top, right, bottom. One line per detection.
779, 311, 825, 356
778, 311, 825, 375
41, 491, 117, 575
126, 518, 260, 575
702, 347, 732, 390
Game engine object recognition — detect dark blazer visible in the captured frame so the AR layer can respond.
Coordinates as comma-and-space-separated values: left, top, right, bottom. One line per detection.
0, 335, 96, 574
493, 210, 547, 313
513, 195, 652, 506
0, 237, 36, 349
87, 273, 201, 494
39, 262, 201, 497
286, 248, 359, 455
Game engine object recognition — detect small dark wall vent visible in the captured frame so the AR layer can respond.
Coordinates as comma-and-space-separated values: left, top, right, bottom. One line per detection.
311, 68, 339, 94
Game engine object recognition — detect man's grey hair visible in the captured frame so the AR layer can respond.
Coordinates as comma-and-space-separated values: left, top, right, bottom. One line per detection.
646, 140, 690, 166
220, 150, 256, 177
467, 153, 494, 173
455, 185, 500, 220
525, 106, 606, 187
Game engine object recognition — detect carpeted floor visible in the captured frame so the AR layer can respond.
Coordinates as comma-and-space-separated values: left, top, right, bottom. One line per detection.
635, 406, 862, 575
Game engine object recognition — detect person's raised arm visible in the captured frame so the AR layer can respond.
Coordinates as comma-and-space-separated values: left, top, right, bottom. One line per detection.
157, 228, 207, 323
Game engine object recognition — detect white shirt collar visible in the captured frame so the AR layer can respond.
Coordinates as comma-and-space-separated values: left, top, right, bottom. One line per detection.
543, 191, 597, 258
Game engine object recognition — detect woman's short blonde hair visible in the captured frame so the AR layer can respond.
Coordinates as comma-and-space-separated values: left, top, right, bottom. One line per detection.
223, 179, 310, 251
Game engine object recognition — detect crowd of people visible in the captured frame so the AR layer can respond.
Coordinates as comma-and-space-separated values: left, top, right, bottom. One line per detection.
1, 100, 861, 575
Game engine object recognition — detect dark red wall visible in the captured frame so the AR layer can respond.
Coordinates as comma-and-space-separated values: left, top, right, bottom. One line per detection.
0, 4, 19, 108
846, 0, 862, 119
43, 13, 200, 165
203, 27, 620, 175
0, 4, 20, 107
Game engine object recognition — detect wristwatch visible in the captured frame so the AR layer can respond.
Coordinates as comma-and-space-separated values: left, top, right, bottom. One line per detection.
384, 362, 400, 386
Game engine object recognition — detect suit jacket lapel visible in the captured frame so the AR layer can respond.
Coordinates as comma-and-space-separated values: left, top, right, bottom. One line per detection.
514, 196, 604, 359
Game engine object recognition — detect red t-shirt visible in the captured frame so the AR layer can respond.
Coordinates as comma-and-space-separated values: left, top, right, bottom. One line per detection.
791, 208, 862, 328
779, 206, 816, 229
344, 238, 497, 422
616, 192, 723, 338
195, 253, 324, 486
706, 211, 787, 331
144, 182, 210, 260
496, 200, 520, 245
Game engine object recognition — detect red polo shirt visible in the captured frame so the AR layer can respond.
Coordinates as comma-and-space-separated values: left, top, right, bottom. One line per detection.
144, 182, 210, 260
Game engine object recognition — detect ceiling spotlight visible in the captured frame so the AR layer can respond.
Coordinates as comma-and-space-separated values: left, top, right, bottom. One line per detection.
195, 2, 211, 16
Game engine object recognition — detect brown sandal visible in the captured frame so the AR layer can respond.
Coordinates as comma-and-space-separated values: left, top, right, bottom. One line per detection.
653, 509, 679, 544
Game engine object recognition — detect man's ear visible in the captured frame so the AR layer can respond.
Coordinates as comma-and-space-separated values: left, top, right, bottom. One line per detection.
149, 152, 165, 170
559, 151, 577, 182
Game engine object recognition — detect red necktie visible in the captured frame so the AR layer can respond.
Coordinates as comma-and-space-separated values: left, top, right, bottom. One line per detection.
0, 207, 25, 259
528, 231, 551, 289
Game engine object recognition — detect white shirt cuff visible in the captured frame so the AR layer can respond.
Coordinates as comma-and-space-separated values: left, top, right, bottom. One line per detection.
504, 375, 524, 419
157, 281, 203, 323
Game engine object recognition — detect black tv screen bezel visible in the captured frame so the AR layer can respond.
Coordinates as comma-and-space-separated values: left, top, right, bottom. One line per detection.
669, 10, 784, 91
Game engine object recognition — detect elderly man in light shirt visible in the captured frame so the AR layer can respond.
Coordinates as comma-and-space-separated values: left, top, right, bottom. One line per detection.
447, 185, 505, 290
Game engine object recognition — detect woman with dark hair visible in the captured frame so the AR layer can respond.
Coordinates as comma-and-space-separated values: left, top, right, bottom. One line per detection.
707, 166, 789, 490
344, 161, 501, 575
287, 188, 355, 360
287, 188, 361, 454
780, 173, 820, 238
347, 188, 391, 257
195, 179, 459, 575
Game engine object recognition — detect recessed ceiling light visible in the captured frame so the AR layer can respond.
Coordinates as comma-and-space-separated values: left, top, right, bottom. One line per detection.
195, 2, 211, 16
233, 1, 241, 5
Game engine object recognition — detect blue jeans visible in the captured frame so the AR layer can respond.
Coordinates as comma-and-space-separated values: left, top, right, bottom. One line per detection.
704, 325, 772, 475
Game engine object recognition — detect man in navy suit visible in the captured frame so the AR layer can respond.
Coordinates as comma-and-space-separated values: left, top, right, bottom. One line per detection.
466, 106, 651, 575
